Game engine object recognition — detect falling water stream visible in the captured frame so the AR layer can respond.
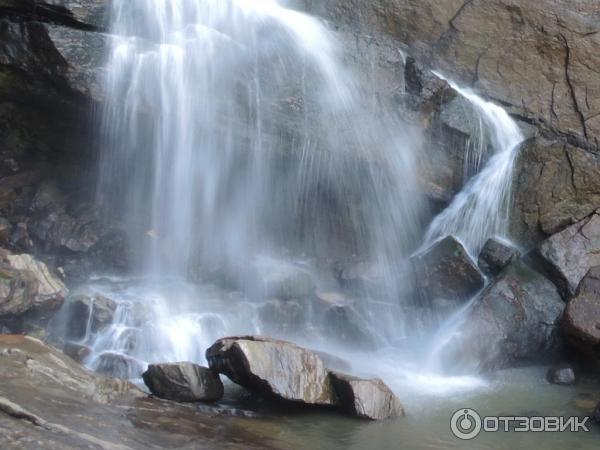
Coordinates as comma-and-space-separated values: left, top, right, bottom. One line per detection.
53, 1, 600, 448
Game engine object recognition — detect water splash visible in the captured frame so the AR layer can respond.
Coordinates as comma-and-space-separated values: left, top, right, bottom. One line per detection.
86, 0, 424, 378
422, 73, 525, 256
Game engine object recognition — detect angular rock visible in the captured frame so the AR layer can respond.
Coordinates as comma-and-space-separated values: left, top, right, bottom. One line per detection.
440, 260, 565, 371
142, 362, 224, 403
65, 293, 117, 340
94, 351, 146, 379
546, 366, 576, 386
562, 267, 600, 365
538, 212, 600, 298
411, 236, 484, 303
206, 336, 335, 405
478, 238, 521, 277
329, 372, 404, 420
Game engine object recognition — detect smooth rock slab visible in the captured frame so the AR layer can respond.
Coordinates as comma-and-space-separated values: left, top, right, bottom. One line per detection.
411, 236, 484, 303
478, 238, 521, 277
143, 362, 223, 403
206, 336, 335, 405
329, 372, 404, 420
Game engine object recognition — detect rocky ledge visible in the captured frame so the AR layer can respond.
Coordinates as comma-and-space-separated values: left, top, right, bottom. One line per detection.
0, 334, 282, 450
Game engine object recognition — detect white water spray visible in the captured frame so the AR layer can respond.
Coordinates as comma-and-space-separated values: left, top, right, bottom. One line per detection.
81, 0, 424, 379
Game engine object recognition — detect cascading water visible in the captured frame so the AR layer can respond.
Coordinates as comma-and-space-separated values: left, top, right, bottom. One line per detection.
73, 0, 425, 379
421, 76, 527, 375
422, 74, 525, 257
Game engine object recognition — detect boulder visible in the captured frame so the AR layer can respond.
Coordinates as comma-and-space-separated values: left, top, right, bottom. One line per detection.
537, 212, 600, 298
329, 372, 404, 420
411, 236, 484, 304
478, 238, 521, 277
0, 251, 67, 335
206, 336, 336, 405
0, 334, 275, 449
546, 366, 576, 386
94, 351, 146, 379
142, 362, 224, 403
440, 260, 565, 371
65, 293, 117, 340
562, 267, 600, 365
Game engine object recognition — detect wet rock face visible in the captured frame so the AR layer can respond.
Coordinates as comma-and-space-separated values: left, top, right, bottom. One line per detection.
478, 238, 521, 277
537, 212, 600, 299
411, 236, 485, 304
329, 372, 404, 420
206, 336, 336, 405
308, 0, 600, 150
143, 363, 224, 403
442, 261, 565, 371
512, 139, 600, 246
562, 267, 600, 365
65, 293, 116, 340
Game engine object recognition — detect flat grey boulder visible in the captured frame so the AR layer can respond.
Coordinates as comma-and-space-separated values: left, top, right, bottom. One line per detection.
329, 372, 404, 420
538, 212, 600, 299
478, 237, 521, 277
206, 336, 335, 405
143, 362, 223, 403
411, 236, 484, 303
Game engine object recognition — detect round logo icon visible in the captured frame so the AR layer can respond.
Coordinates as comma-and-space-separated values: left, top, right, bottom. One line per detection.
450, 408, 482, 440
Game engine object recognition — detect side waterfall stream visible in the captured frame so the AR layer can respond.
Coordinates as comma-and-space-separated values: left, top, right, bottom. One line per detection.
51, 1, 600, 449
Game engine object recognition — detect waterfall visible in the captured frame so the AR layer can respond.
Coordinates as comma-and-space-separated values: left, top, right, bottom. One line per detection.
422, 74, 525, 257
98, 0, 420, 280
85, 0, 423, 376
